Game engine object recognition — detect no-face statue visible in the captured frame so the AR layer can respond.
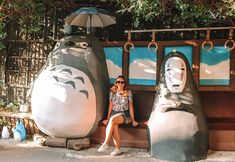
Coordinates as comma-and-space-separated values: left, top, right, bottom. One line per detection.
148, 52, 208, 161
31, 34, 109, 138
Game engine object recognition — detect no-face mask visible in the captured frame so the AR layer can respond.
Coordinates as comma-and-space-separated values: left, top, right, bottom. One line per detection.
165, 57, 187, 93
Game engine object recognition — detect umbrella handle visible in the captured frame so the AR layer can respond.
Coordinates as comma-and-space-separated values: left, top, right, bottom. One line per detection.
147, 31, 158, 52
124, 31, 134, 52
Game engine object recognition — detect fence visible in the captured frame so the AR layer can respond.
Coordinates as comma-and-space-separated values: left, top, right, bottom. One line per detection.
0, 112, 40, 137
0, 8, 68, 104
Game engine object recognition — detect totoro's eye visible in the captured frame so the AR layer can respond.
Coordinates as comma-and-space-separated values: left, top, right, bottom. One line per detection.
64, 41, 75, 46
78, 42, 88, 49
54, 42, 60, 50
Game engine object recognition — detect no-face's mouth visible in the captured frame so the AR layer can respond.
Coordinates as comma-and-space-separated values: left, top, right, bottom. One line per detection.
163, 103, 192, 113
165, 107, 189, 113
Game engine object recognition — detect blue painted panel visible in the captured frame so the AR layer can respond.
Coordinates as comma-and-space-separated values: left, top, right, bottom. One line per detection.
199, 79, 229, 85
129, 79, 156, 85
129, 47, 157, 86
129, 47, 156, 63
104, 47, 123, 84
200, 46, 230, 85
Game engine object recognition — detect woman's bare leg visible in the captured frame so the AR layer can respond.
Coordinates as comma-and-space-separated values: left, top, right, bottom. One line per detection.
103, 114, 124, 145
112, 125, 120, 149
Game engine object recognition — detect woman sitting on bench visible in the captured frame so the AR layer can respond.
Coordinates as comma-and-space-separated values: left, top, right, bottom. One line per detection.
98, 75, 138, 156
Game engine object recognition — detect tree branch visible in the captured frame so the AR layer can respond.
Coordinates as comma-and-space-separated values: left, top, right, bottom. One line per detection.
0, 0, 6, 11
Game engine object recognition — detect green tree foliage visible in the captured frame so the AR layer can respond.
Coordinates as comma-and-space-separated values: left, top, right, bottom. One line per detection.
114, 0, 235, 28
0, 0, 69, 49
0, 0, 45, 48
0, 0, 234, 47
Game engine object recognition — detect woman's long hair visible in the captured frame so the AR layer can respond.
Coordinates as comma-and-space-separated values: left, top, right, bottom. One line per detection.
110, 75, 129, 96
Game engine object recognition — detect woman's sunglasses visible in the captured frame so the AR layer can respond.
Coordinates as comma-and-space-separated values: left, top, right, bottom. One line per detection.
116, 81, 125, 84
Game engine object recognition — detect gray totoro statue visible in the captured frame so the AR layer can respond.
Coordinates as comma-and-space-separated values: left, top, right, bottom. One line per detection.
31, 34, 109, 138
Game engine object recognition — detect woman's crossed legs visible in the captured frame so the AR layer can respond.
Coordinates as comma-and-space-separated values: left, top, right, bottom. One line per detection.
98, 114, 124, 155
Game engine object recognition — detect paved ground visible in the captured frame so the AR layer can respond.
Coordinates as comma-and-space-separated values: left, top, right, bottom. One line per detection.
1, 138, 235, 162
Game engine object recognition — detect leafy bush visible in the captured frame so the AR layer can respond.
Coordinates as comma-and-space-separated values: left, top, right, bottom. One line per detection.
0, 97, 6, 107
0, 100, 20, 113
0, 80, 20, 112
0, 117, 8, 126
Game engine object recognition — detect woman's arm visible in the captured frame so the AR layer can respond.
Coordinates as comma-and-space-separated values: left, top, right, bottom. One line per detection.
107, 101, 113, 120
129, 101, 138, 126
103, 101, 113, 125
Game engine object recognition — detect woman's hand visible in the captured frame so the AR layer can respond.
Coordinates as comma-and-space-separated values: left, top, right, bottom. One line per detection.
132, 120, 138, 127
102, 119, 109, 125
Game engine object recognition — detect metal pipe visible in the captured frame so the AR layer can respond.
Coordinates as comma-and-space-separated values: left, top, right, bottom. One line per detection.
124, 26, 235, 33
